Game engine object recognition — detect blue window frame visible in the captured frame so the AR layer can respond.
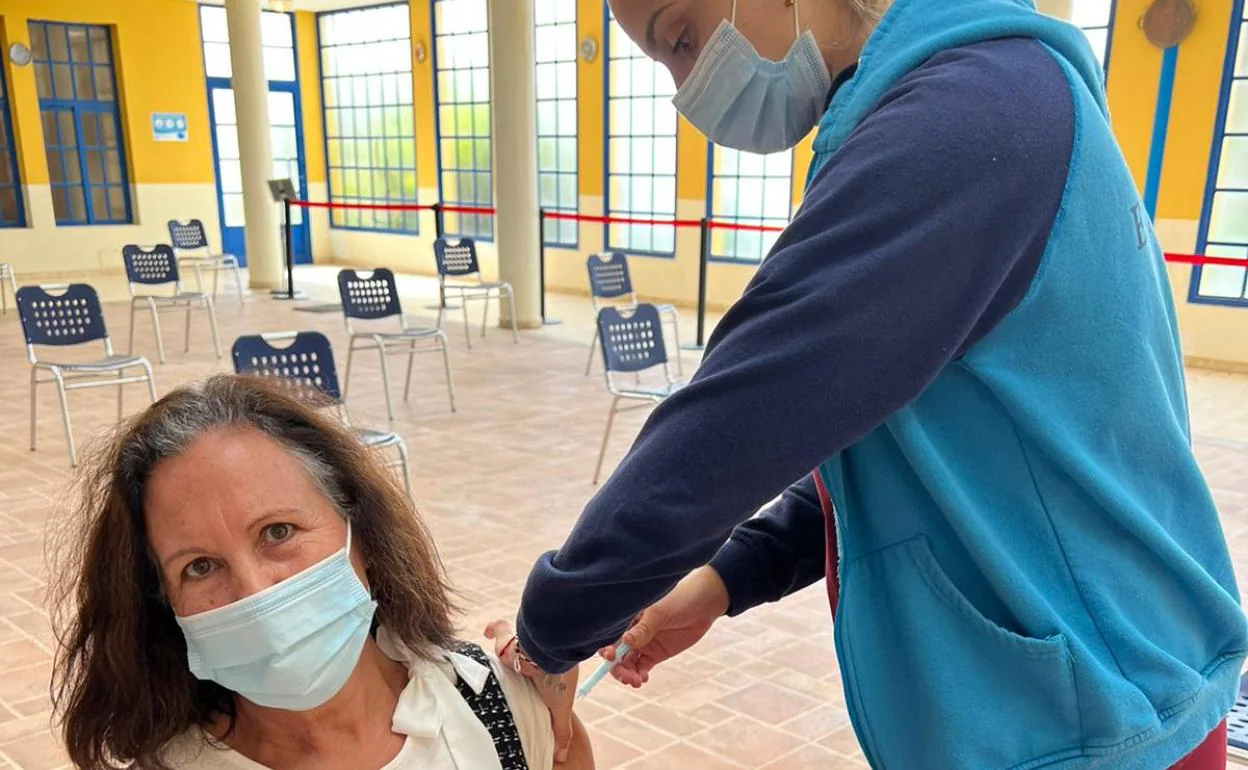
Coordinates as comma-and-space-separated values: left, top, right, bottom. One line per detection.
605, 9, 677, 256
319, 3, 419, 233
1192, 0, 1248, 305
1072, 0, 1116, 73
29, 21, 131, 226
0, 55, 25, 227
707, 146, 792, 263
535, 0, 578, 248
433, 0, 493, 240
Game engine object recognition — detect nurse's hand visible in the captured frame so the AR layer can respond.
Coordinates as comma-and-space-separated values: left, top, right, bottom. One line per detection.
485, 619, 579, 763
600, 565, 730, 687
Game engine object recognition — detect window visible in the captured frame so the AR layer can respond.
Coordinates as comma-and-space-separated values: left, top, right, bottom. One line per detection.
1193, 0, 1248, 304
0, 56, 24, 227
202, 6, 296, 82
708, 147, 792, 262
433, 0, 493, 240
320, 3, 419, 232
30, 21, 130, 225
535, 0, 578, 247
1072, 0, 1115, 71
606, 12, 677, 255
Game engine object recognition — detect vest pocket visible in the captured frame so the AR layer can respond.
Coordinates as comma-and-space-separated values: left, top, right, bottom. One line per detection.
840, 536, 1083, 769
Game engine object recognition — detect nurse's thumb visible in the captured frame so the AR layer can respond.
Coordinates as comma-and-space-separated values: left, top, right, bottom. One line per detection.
620, 607, 664, 651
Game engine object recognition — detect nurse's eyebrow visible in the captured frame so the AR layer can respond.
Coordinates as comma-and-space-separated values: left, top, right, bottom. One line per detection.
644, 2, 677, 54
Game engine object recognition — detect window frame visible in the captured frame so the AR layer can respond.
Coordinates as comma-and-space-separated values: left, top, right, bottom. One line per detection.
535, 0, 579, 249
1190, 0, 1248, 307
0, 53, 25, 228
431, 0, 494, 241
30, 20, 132, 227
317, 1, 421, 234
602, 5, 679, 259
705, 144, 794, 265
1076, 0, 1117, 76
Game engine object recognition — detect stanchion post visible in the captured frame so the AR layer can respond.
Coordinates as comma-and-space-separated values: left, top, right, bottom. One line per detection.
682, 218, 710, 351
432, 202, 445, 240
538, 207, 561, 326
427, 202, 460, 312
271, 196, 306, 300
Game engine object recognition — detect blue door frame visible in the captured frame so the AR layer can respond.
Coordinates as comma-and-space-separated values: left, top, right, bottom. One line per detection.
204, 79, 310, 266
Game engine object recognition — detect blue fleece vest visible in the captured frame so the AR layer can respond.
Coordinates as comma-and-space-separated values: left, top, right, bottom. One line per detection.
809, 1, 1248, 767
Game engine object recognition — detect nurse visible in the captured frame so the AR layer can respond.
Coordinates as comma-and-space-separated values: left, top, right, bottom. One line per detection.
504, 0, 1247, 767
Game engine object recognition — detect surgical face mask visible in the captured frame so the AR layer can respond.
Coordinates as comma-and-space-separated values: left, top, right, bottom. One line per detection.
176, 522, 377, 711
672, 0, 832, 153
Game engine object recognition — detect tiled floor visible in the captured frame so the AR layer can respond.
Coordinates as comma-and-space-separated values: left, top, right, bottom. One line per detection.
0, 266, 1246, 769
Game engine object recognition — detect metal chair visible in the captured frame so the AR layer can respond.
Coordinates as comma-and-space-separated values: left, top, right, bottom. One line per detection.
337, 268, 456, 422
123, 244, 222, 364
584, 252, 683, 378
0, 263, 16, 315
232, 331, 412, 495
593, 303, 686, 484
16, 283, 157, 466
434, 238, 519, 349
167, 219, 245, 302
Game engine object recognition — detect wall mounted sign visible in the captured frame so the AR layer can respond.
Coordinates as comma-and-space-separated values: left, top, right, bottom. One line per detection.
1140, 0, 1197, 49
152, 112, 188, 142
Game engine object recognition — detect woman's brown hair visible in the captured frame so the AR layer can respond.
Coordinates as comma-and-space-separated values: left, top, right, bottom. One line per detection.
49, 374, 457, 770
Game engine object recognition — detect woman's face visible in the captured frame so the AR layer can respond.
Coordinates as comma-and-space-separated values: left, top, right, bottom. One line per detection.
610, 0, 800, 86
144, 425, 365, 617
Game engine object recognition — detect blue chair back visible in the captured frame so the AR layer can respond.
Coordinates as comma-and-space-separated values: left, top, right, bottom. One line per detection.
231, 331, 343, 401
597, 304, 668, 374
434, 238, 481, 277
168, 219, 211, 251
337, 268, 402, 321
16, 284, 109, 347
587, 252, 634, 300
123, 244, 180, 286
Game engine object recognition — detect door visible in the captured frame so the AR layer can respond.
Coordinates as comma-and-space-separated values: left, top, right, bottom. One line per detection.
206, 81, 310, 265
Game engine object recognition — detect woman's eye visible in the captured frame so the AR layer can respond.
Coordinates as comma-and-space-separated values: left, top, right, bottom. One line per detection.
262, 523, 293, 544
182, 558, 215, 581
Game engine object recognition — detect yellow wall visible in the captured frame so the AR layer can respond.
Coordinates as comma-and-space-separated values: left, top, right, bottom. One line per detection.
0, 0, 219, 283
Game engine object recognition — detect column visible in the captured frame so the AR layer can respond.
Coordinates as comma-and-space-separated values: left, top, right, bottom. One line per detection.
488, 0, 542, 328
225, 0, 283, 289
1034, 0, 1073, 19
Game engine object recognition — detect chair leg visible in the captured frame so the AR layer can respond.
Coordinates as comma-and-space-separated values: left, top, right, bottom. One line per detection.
593, 396, 622, 485
204, 297, 223, 359
665, 309, 684, 378
403, 340, 417, 402
148, 298, 166, 364
117, 369, 125, 421
52, 369, 76, 467
127, 301, 137, 356
142, 359, 158, 403
460, 295, 472, 350
29, 367, 38, 452
184, 301, 193, 354
438, 333, 456, 413
376, 343, 395, 422
233, 262, 245, 303
505, 286, 519, 343
394, 437, 412, 496
584, 327, 600, 377
212, 265, 220, 298
481, 291, 490, 339
192, 262, 205, 294
343, 342, 356, 399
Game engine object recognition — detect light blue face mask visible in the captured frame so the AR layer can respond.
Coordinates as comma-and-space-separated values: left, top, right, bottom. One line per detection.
672, 0, 832, 154
175, 522, 378, 711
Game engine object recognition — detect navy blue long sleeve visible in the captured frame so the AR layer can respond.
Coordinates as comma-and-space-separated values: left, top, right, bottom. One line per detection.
517, 38, 1075, 673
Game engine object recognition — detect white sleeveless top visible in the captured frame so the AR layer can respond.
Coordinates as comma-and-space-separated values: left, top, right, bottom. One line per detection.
160, 628, 554, 770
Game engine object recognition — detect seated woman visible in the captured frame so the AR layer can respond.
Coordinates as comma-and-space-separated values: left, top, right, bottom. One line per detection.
50, 375, 593, 770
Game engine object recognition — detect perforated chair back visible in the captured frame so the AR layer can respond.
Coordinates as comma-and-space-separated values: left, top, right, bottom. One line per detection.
168, 219, 211, 251
587, 252, 634, 301
337, 268, 402, 321
16, 284, 109, 347
232, 331, 343, 402
123, 244, 180, 286
597, 304, 668, 375
434, 238, 481, 277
